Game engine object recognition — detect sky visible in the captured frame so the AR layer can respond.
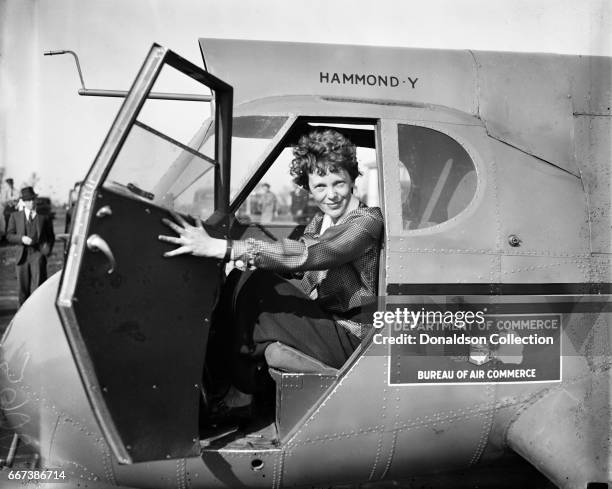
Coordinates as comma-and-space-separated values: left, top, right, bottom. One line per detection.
0, 0, 610, 202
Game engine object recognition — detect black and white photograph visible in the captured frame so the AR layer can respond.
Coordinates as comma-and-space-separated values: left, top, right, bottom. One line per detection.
0, 1, 610, 488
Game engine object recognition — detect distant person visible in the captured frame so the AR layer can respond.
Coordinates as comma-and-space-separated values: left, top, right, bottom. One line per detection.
249, 193, 262, 216
259, 183, 277, 222
1, 178, 18, 233
290, 185, 309, 224
6, 187, 55, 305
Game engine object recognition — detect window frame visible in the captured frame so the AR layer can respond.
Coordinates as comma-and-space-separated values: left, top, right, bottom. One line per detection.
382, 119, 483, 236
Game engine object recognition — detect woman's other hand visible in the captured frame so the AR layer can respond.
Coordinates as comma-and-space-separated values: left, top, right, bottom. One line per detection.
159, 212, 226, 259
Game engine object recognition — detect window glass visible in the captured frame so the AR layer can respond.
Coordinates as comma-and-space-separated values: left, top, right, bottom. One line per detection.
104, 122, 217, 220
101, 62, 218, 221
102, 115, 288, 221
136, 64, 212, 149
190, 115, 289, 201
398, 124, 476, 230
229, 116, 289, 199
236, 123, 377, 226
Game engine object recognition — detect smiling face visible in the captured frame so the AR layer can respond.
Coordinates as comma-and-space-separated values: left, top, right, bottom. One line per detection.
308, 168, 355, 222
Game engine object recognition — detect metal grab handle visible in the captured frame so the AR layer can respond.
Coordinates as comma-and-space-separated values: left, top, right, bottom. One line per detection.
86, 234, 116, 274
95, 205, 113, 218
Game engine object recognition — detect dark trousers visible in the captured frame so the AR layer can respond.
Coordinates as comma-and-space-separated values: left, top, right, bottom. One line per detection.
209, 269, 360, 393
17, 250, 47, 305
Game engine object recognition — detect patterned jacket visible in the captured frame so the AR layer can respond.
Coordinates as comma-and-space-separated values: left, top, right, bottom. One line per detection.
233, 204, 383, 338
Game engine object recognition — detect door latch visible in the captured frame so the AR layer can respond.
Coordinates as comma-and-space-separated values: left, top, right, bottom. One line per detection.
86, 234, 116, 274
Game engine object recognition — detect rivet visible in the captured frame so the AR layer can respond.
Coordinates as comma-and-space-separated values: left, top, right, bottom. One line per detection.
508, 234, 522, 247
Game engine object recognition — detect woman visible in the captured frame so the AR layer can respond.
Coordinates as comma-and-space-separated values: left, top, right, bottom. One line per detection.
159, 129, 383, 399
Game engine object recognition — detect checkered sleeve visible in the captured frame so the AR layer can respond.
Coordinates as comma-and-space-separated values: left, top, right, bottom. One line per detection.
232, 208, 383, 272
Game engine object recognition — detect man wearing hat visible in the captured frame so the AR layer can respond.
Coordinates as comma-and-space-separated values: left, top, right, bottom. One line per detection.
6, 187, 55, 305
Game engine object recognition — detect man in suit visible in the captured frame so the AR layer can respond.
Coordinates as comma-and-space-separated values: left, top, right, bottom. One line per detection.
6, 187, 55, 305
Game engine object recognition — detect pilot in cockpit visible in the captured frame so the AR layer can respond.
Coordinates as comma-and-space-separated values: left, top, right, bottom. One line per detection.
159, 129, 383, 416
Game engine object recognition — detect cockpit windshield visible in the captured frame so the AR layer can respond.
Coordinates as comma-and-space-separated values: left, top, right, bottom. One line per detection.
227, 116, 289, 200
192, 115, 289, 201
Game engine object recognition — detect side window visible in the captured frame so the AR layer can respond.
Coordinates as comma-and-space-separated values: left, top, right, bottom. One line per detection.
398, 124, 476, 230
236, 122, 378, 226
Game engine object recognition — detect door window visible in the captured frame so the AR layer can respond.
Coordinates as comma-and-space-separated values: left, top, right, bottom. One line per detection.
101, 62, 221, 220
104, 121, 217, 219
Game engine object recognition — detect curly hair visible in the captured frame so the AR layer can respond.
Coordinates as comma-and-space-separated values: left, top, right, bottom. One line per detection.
290, 129, 361, 189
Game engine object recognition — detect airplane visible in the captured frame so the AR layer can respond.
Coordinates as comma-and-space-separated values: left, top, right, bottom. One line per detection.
0, 39, 610, 489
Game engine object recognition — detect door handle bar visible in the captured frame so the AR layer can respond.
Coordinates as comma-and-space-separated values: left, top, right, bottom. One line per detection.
86, 234, 116, 274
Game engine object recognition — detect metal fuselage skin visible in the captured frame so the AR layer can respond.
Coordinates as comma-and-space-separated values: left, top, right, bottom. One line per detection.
0, 41, 610, 489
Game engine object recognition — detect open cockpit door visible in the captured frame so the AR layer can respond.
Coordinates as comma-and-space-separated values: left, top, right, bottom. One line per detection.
56, 44, 232, 464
